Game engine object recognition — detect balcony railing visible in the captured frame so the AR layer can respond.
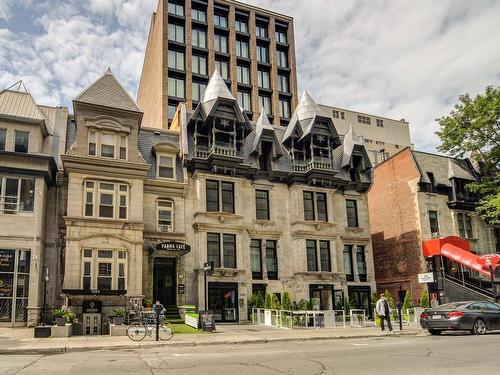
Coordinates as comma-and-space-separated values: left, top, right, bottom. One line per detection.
293, 156, 334, 172
194, 142, 242, 158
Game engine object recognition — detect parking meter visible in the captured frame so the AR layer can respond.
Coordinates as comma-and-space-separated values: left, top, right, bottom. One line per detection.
153, 301, 164, 341
395, 302, 403, 331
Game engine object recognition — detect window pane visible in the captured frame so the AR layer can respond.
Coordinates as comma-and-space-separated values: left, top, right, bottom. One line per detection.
320, 241, 331, 272
159, 155, 174, 178
206, 180, 219, 212
266, 240, 278, 279
306, 240, 317, 271
14, 131, 29, 153
429, 211, 439, 233
223, 234, 236, 268
0, 129, 6, 151
343, 245, 353, 279
255, 190, 269, 220
98, 250, 113, 258
250, 239, 262, 278
83, 249, 93, 258
215, 60, 229, 79
4, 178, 19, 212
207, 233, 220, 267
17, 250, 30, 273
356, 246, 367, 281
303, 191, 314, 221
99, 193, 114, 218
316, 193, 327, 221
346, 200, 358, 227
0, 249, 15, 273
221, 182, 234, 213
19, 179, 34, 212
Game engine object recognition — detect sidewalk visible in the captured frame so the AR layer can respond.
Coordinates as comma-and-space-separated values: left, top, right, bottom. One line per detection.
0, 324, 426, 355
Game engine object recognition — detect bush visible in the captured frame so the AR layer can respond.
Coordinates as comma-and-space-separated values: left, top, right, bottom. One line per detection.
271, 294, 281, 310
343, 297, 351, 312
111, 308, 125, 317
256, 291, 265, 308
291, 301, 299, 311
53, 308, 66, 318
420, 290, 430, 308
64, 311, 76, 323
264, 292, 272, 309
281, 292, 292, 311
384, 290, 395, 309
402, 291, 413, 311
298, 299, 308, 310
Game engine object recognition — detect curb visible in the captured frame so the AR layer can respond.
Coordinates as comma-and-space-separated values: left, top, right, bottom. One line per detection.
0, 330, 424, 355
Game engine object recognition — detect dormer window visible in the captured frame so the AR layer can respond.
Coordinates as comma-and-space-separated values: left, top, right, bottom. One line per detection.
157, 154, 175, 179
349, 155, 363, 182
88, 130, 127, 160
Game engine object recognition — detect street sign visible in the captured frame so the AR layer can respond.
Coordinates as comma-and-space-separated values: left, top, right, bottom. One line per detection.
178, 284, 185, 294
418, 272, 435, 283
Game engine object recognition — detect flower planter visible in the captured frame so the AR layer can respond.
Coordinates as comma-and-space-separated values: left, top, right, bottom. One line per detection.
113, 316, 124, 325
55, 317, 66, 326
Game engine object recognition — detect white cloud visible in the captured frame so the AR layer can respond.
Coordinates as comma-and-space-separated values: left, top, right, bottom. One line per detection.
1, 0, 499, 152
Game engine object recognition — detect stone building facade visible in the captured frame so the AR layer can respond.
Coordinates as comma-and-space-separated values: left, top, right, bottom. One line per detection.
0, 82, 68, 327
368, 148, 500, 303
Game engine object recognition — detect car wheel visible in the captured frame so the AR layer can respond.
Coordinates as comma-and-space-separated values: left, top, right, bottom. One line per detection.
428, 329, 442, 335
472, 319, 487, 335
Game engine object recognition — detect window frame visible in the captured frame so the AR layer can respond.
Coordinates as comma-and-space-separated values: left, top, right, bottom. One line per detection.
168, 23, 184, 43
0, 128, 7, 151
157, 153, 176, 180
346, 199, 359, 228
236, 39, 249, 58
266, 240, 278, 280
306, 239, 318, 272
192, 54, 207, 75
356, 245, 367, 281
192, 28, 207, 48
250, 239, 263, 279
237, 90, 252, 112
157, 199, 174, 232
237, 65, 250, 85
14, 130, 29, 153
343, 245, 354, 281
83, 180, 128, 220
255, 189, 270, 220
168, 49, 185, 71
0, 176, 35, 215
87, 130, 127, 160
214, 33, 228, 53
168, 76, 185, 99
206, 180, 234, 214
81, 249, 127, 291
429, 210, 439, 234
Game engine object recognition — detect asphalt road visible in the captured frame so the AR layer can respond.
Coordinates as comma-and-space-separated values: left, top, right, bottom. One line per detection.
1, 332, 499, 375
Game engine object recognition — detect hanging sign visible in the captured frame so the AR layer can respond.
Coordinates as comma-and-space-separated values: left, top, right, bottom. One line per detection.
154, 241, 191, 256
417, 272, 435, 283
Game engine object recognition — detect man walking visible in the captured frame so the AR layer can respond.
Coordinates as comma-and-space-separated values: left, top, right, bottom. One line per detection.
376, 293, 393, 333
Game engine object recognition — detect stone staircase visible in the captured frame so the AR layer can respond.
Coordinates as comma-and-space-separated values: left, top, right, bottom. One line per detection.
165, 305, 184, 324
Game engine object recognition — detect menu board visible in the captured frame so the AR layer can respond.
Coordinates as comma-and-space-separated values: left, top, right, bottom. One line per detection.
0, 249, 15, 273
199, 310, 215, 332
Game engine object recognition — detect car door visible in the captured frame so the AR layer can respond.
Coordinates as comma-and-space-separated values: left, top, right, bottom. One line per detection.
476, 302, 498, 330
482, 302, 500, 330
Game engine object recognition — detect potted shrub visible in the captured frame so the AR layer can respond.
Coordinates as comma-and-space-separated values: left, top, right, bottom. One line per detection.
143, 297, 153, 308
111, 308, 125, 325
53, 308, 67, 326
64, 311, 76, 324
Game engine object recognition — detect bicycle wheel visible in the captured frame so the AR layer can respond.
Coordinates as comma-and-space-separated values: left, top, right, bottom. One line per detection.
127, 323, 147, 341
158, 322, 174, 341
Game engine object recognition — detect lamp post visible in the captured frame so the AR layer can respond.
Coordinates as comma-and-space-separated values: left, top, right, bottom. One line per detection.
42, 268, 49, 326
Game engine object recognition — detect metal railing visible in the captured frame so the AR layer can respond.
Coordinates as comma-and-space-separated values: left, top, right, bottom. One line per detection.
194, 143, 242, 158
251, 309, 347, 329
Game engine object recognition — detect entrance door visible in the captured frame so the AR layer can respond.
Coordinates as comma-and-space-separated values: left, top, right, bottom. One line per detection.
208, 283, 238, 322
83, 313, 101, 335
309, 285, 334, 310
153, 258, 176, 306
348, 286, 372, 319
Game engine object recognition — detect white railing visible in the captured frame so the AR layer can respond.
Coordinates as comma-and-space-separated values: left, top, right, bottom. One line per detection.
251, 309, 347, 329
349, 309, 366, 328
293, 157, 334, 172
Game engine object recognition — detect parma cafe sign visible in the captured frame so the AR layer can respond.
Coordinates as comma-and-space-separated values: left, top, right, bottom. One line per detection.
153, 241, 191, 256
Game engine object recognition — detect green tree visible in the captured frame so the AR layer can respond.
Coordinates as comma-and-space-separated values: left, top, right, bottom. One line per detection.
298, 299, 308, 310
281, 292, 292, 311
402, 290, 413, 311
256, 291, 264, 308
271, 294, 281, 310
420, 290, 430, 308
436, 85, 500, 224
264, 292, 272, 309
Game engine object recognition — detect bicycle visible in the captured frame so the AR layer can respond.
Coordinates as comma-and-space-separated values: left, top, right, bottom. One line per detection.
127, 315, 175, 341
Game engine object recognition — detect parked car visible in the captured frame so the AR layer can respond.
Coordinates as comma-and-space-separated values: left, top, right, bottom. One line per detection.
420, 301, 500, 335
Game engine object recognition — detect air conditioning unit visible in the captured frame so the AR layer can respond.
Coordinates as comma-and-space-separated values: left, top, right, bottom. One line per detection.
159, 225, 173, 232
431, 232, 440, 239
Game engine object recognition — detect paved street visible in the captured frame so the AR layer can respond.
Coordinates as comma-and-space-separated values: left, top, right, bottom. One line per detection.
1, 333, 499, 375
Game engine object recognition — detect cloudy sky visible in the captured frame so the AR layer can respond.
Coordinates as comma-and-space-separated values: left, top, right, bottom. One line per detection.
1, 0, 499, 151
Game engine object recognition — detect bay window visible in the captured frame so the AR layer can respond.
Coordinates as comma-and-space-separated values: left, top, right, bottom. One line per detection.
84, 181, 128, 220
82, 249, 127, 291
0, 176, 35, 214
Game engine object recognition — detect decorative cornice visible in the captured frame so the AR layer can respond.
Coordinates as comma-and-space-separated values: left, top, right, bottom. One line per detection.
246, 228, 282, 239
64, 216, 145, 231
61, 154, 150, 178
291, 230, 339, 240
340, 234, 371, 243
143, 179, 186, 196
192, 222, 246, 234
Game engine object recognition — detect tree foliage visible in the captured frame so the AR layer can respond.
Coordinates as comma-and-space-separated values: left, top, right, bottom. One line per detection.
281, 292, 293, 311
436, 85, 500, 224
402, 290, 413, 311
420, 290, 430, 308
383, 290, 395, 309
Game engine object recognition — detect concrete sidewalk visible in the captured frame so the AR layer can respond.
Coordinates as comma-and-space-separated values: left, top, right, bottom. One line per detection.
0, 324, 426, 355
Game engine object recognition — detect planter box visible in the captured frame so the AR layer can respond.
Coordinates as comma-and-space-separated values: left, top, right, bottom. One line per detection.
51, 324, 72, 338
34, 326, 51, 338
54, 317, 66, 326
109, 324, 127, 336
185, 315, 199, 329
112, 317, 124, 325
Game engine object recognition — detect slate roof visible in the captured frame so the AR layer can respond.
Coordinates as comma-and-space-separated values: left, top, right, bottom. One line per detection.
138, 129, 184, 181
74, 68, 142, 113
412, 151, 476, 186
250, 108, 285, 157
199, 69, 236, 117
341, 125, 365, 167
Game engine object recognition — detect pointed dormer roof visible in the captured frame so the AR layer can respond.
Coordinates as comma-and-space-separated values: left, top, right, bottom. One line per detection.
341, 124, 365, 167
283, 90, 321, 144
74, 68, 142, 113
0, 80, 46, 123
251, 107, 284, 157
199, 69, 236, 116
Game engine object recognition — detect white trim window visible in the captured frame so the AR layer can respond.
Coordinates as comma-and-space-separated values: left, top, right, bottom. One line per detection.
157, 199, 174, 232
0, 176, 35, 214
84, 181, 128, 220
88, 130, 128, 160
157, 154, 176, 180
82, 249, 127, 291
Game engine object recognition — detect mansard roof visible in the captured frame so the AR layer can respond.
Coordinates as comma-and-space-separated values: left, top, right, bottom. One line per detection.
283, 91, 339, 144
412, 151, 477, 187
74, 68, 142, 113
250, 108, 285, 157
341, 124, 369, 168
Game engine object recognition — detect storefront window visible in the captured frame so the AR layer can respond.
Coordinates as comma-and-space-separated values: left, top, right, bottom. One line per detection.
0, 249, 30, 324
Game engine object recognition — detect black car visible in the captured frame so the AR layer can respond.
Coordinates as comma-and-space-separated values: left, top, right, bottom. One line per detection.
420, 301, 500, 335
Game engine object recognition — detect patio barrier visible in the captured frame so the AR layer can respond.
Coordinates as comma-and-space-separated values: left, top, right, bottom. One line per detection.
251, 309, 347, 329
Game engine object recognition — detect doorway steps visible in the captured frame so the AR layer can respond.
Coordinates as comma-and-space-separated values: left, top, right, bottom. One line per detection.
165, 305, 184, 324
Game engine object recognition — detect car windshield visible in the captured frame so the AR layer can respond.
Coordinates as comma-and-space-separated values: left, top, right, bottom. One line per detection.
433, 302, 468, 311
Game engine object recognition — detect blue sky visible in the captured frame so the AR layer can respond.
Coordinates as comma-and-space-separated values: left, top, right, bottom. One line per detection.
1, 0, 499, 151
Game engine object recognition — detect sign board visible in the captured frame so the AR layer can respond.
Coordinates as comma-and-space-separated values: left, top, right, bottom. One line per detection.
199, 310, 216, 332
154, 241, 191, 256
178, 284, 185, 294
418, 272, 435, 283
478, 254, 500, 267
82, 301, 102, 313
